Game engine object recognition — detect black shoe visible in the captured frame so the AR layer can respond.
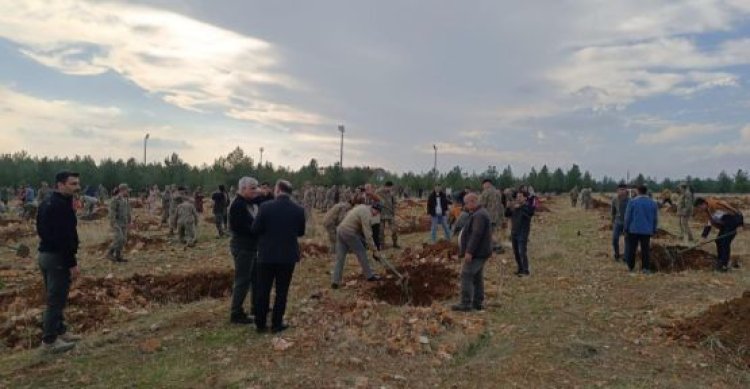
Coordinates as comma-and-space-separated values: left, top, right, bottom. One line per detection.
472, 304, 485, 311
515, 271, 523, 277
451, 304, 472, 312
230, 315, 254, 324
522, 270, 530, 276
614, 254, 621, 262
366, 275, 382, 282
271, 324, 289, 334
331, 283, 340, 290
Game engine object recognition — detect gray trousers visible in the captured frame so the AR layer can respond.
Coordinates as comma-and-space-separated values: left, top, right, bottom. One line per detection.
460, 257, 489, 307
38, 253, 71, 344
230, 244, 257, 317
332, 229, 374, 284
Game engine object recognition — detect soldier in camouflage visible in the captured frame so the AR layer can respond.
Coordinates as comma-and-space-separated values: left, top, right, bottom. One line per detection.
108, 183, 132, 262
480, 179, 504, 250
676, 182, 694, 243
169, 186, 187, 237
569, 186, 579, 208
175, 196, 199, 247
375, 181, 399, 248
161, 185, 172, 225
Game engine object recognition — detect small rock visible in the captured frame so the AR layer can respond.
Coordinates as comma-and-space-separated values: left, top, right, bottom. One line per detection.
419, 336, 430, 344
149, 323, 160, 332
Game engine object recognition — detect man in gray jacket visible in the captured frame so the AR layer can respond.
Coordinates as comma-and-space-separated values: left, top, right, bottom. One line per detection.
452, 193, 492, 312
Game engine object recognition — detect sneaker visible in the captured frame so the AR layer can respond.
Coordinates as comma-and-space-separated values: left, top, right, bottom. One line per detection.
39, 338, 75, 354
59, 332, 82, 342
331, 283, 340, 290
451, 304, 472, 312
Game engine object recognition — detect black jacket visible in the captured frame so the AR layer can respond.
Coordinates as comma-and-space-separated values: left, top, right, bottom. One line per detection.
459, 207, 492, 259
228, 195, 267, 247
36, 191, 79, 267
505, 202, 534, 237
427, 191, 451, 216
251, 195, 306, 264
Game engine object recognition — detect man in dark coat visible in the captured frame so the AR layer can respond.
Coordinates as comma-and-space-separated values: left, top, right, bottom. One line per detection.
251, 180, 306, 333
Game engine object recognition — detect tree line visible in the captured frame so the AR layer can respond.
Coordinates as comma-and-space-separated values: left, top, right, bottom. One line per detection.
1, 148, 748, 194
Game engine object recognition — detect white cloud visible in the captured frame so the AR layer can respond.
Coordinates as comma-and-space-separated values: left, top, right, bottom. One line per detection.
0, 0, 323, 126
636, 123, 725, 145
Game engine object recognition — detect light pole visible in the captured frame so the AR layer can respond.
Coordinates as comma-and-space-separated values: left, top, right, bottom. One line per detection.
143, 133, 150, 164
432, 144, 437, 176
338, 125, 345, 169
259, 147, 264, 166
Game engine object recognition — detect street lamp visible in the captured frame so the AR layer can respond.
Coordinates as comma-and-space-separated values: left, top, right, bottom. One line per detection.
432, 144, 437, 175
338, 125, 345, 168
143, 133, 150, 164
259, 147, 264, 166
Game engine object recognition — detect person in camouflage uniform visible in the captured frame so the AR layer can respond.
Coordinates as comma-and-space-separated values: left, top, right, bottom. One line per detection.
324, 186, 337, 212
169, 186, 187, 237
316, 186, 326, 210
174, 196, 199, 247
375, 181, 399, 248
161, 185, 172, 225
322, 200, 353, 253
480, 179, 504, 249
108, 184, 132, 262
302, 184, 315, 221
580, 188, 592, 210
569, 186, 579, 207
676, 182, 694, 243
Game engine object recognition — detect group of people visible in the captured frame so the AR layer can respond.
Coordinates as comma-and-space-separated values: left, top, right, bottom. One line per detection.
607, 182, 744, 273
27, 169, 746, 354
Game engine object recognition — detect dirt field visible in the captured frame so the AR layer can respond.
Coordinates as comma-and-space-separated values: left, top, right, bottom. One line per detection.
1, 196, 748, 387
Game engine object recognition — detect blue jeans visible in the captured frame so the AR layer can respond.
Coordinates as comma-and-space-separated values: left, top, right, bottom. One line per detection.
612, 222, 624, 258
431, 215, 451, 242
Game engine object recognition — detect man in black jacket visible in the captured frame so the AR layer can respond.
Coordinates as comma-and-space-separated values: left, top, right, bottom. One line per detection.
427, 183, 451, 242
36, 171, 82, 353
506, 190, 535, 276
251, 180, 306, 333
452, 193, 492, 312
227, 177, 267, 324
211, 185, 229, 238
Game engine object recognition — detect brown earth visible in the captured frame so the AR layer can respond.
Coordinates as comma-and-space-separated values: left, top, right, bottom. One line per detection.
0, 269, 233, 350
0, 224, 34, 242
300, 241, 329, 259
666, 290, 750, 368
87, 232, 168, 254
647, 244, 716, 272
370, 261, 457, 306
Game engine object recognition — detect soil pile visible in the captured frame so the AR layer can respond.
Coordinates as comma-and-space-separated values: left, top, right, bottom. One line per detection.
301, 241, 329, 259
370, 262, 457, 306
87, 232, 167, 254
0, 269, 233, 350
652, 228, 677, 240
666, 290, 750, 367
647, 244, 715, 272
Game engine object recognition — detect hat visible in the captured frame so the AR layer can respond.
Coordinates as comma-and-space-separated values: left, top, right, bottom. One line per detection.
371, 202, 383, 212
118, 183, 130, 191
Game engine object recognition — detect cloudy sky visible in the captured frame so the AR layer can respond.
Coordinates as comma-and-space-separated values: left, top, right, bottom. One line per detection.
1, 0, 750, 179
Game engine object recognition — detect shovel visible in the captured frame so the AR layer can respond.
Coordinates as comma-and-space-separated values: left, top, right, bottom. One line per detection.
1, 243, 31, 258
373, 253, 412, 304
663, 231, 739, 268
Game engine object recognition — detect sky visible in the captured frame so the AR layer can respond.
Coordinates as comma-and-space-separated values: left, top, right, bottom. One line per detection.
1, 0, 750, 180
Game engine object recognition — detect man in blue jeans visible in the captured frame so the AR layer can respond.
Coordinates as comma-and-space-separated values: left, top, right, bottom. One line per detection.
623, 185, 658, 273
427, 184, 451, 242
610, 184, 630, 262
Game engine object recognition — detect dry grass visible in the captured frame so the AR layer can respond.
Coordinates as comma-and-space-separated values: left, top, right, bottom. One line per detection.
1, 197, 749, 388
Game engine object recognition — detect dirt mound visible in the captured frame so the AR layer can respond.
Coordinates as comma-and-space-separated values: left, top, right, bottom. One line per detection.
301, 241, 329, 258
80, 207, 108, 221
648, 244, 715, 272
0, 269, 233, 350
0, 223, 34, 242
371, 261, 457, 306
592, 198, 610, 210
133, 216, 161, 231
396, 215, 431, 234
652, 228, 677, 239
87, 232, 167, 254
403, 241, 459, 260
666, 290, 750, 368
